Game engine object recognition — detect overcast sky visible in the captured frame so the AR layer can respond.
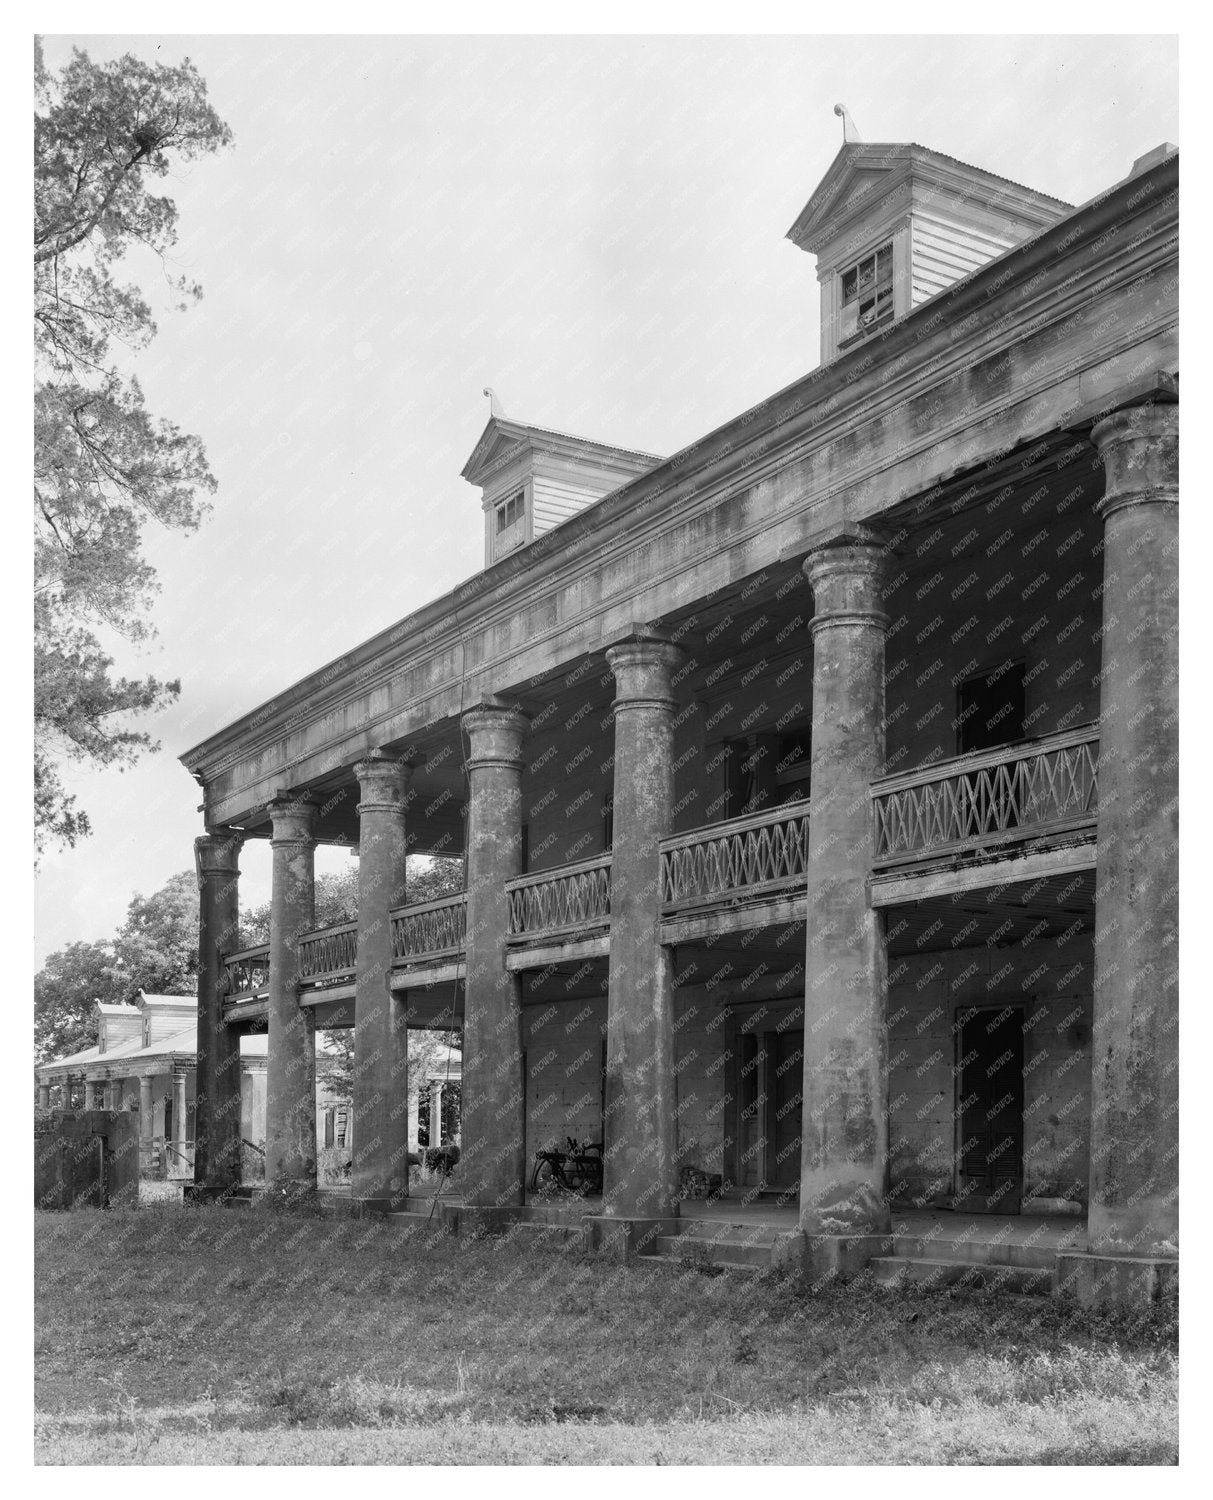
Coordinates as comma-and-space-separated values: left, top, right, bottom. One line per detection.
33, 32, 1179, 965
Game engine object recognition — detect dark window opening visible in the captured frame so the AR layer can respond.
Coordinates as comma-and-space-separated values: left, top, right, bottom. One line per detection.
602, 797, 614, 852
956, 662, 1026, 754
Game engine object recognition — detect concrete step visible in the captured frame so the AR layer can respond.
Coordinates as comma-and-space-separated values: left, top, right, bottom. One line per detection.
638, 1252, 762, 1277
388, 1207, 446, 1231
651, 1234, 773, 1269
506, 1219, 586, 1249
872, 1257, 1054, 1295
891, 1234, 1063, 1271
668, 1218, 783, 1247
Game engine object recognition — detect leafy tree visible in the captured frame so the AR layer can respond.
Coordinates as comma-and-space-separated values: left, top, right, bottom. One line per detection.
33, 939, 126, 1063
34, 40, 232, 854
33, 869, 199, 1063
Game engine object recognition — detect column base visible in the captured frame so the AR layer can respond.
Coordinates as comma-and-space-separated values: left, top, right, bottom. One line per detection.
772, 1230, 893, 1284
1055, 1253, 1178, 1310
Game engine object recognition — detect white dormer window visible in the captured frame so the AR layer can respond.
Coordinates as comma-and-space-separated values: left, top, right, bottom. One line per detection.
493, 490, 526, 557
840, 242, 893, 343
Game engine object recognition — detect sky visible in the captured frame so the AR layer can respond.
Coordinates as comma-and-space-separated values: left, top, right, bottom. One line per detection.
32, 31, 1179, 965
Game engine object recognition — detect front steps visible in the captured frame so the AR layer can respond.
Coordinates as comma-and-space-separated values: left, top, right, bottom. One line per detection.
643, 1216, 782, 1275
871, 1256, 1053, 1295
870, 1228, 1065, 1295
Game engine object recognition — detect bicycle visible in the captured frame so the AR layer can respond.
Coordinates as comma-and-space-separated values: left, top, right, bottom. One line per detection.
529, 1136, 604, 1197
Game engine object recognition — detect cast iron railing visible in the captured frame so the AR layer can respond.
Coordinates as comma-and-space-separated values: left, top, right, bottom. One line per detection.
870, 725, 1100, 868
659, 802, 811, 912
298, 921, 358, 983
505, 854, 612, 942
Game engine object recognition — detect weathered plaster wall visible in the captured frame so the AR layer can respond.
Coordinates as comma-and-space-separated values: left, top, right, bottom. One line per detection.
883, 480, 1105, 773
886, 939, 1093, 1208
522, 989, 731, 1176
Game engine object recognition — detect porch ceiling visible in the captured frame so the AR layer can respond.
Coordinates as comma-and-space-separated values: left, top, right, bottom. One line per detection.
884, 867, 1096, 956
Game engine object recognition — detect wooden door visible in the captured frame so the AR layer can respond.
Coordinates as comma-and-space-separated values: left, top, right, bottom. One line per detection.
956, 1005, 1024, 1213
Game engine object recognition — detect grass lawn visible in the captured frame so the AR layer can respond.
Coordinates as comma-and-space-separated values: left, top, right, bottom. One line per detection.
35, 1204, 1177, 1465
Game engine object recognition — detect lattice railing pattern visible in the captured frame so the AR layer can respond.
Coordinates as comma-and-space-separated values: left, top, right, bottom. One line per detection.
223, 944, 270, 999
391, 893, 467, 961
506, 855, 612, 941
871, 727, 1099, 867
298, 921, 358, 982
659, 803, 811, 911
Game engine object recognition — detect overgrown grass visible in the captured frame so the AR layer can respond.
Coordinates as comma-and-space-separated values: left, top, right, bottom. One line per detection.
35, 1205, 1177, 1465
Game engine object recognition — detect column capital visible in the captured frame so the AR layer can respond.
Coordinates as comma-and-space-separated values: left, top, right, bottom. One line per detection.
606, 636, 686, 710
1091, 400, 1178, 522
267, 794, 318, 847
353, 753, 412, 815
462, 700, 529, 770
194, 831, 242, 881
803, 530, 896, 635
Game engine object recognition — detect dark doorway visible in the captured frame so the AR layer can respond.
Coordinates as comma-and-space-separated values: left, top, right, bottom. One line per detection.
735, 1027, 802, 1195
956, 661, 1026, 754
956, 1005, 1024, 1213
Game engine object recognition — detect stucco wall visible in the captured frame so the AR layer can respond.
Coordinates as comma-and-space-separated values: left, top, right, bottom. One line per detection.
885, 938, 1093, 1208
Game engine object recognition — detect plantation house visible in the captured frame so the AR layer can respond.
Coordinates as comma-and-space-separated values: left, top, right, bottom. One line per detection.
178, 128, 1178, 1306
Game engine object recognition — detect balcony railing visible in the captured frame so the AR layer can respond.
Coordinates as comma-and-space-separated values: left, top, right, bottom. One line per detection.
223, 944, 270, 999
299, 921, 358, 984
659, 802, 812, 912
506, 854, 612, 943
871, 726, 1100, 868
391, 893, 467, 962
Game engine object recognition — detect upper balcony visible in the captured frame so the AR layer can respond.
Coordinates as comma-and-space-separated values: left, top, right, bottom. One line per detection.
220, 727, 1101, 1005
868, 725, 1099, 903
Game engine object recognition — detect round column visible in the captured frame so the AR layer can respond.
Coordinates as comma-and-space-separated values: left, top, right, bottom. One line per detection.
1088, 402, 1179, 1258
84, 1079, 99, 1111
265, 796, 318, 1194
173, 1071, 189, 1159
194, 832, 243, 1197
37, 1081, 50, 1110
602, 638, 685, 1222
139, 1076, 154, 1142
460, 702, 529, 1211
800, 535, 893, 1240
352, 754, 410, 1211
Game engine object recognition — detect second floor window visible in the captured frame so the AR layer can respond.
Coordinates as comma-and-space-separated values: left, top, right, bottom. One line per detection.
840, 242, 893, 343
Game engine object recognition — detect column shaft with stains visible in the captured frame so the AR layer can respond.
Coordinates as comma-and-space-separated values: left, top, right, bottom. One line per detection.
799, 536, 892, 1240
352, 755, 410, 1210
194, 832, 243, 1196
1088, 401, 1179, 1257
265, 796, 318, 1192
460, 701, 529, 1210
602, 637, 685, 1221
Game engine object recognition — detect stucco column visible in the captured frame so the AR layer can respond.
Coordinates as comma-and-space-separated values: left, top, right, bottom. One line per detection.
799, 535, 893, 1243
173, 1071, 188, 1156
139, 1076, 154, 1143
602, 637, 685, 1222
1087, 401, 1179, 1258
194, 831, 243, 1197
352, 754, 410, 1210
84, 1079, 99, 1110
460, 701, 529, 1211
265, 796, 318, 1194
430, 1082, 444, 1148
37, 1081, 50, 1109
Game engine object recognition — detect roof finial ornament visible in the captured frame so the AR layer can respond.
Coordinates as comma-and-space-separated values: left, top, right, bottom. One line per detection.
833, 103, 861, 144
483, 386, 506, 419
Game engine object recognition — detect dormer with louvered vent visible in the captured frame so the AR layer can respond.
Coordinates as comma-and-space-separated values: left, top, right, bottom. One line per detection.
787, 142, 1071, 365
463, 415, 663, 568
